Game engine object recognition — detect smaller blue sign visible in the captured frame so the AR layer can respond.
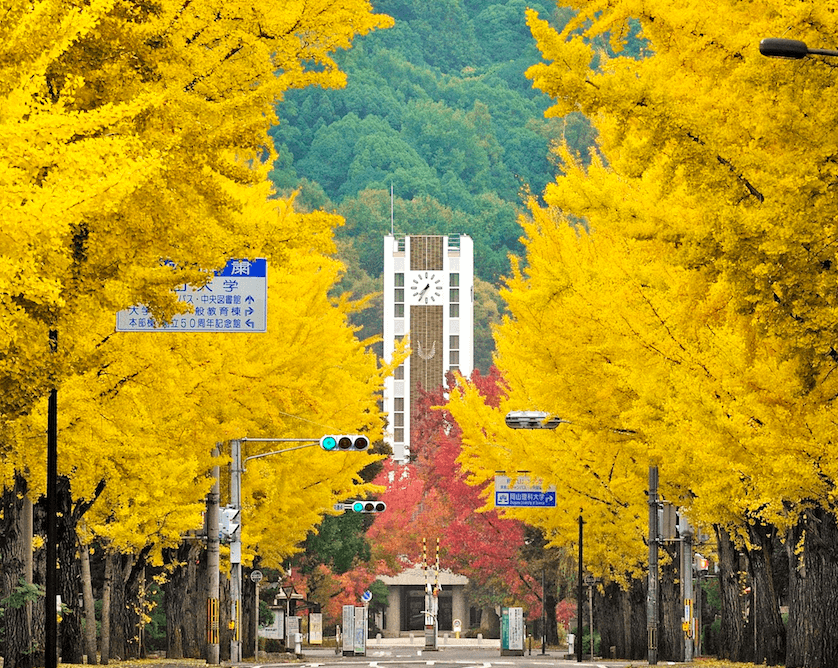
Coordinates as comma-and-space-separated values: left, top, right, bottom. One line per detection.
495, 491, 556, 508
216, 258, 267, 277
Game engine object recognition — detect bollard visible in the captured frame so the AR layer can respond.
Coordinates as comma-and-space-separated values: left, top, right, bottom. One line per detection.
477, 633, 483, 647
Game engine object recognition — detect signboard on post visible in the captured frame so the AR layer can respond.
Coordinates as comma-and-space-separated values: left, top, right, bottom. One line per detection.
309, 613, 323, 645
354, 606, 367, 656
495, 475, 556, 508
509, 607, 524, 651
342, 605, 355, 656
116, 258, 268, 333
285, 616, 300, 647
501, 607, 524, 656
262, 609, 283, 640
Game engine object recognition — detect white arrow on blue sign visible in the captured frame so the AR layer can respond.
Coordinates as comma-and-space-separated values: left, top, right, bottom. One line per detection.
494, 475, 557, 508
361, 590, 373, 603
495, 490, 556, 507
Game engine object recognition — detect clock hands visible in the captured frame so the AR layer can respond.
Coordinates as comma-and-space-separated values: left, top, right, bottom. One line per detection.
417, 283, 430, 298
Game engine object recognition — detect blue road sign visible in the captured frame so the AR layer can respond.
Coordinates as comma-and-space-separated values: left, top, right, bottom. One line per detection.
495, 490, 556, 508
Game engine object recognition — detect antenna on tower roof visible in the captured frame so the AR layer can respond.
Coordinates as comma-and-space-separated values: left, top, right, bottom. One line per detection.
390, 182, 394, 235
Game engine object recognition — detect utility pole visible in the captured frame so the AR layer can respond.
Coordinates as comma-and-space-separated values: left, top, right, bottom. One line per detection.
206, 445, 221, 664
681, 516, 694, 662
541, 569, 546, 655
577, 513, 583, 663
45, 330, 58, 668
647, 466, 658, 665
230, 439, 243, 663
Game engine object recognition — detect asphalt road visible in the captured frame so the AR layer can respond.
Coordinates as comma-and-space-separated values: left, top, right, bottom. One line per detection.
266, 645, 670, 668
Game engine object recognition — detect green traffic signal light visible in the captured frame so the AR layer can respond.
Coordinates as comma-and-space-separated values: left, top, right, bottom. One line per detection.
320, 434, 370, 451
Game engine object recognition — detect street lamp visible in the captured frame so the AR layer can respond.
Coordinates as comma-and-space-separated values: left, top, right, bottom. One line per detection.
505, 410, 565, 430
759, 38, 838, 59
502, 411, 584, 662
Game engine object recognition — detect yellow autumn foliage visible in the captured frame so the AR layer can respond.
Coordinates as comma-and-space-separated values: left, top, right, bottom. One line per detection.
448, 0, 838, 583
1, 0, 394, 562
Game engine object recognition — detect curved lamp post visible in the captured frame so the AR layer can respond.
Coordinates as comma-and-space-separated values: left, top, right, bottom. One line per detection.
760, 38, 838, 59
504, 412, 585, 662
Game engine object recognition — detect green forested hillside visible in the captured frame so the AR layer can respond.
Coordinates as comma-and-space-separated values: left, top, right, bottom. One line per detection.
269, 0, 594, 369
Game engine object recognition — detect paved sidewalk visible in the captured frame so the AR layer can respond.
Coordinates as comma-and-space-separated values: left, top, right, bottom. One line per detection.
359, 636, 503, 649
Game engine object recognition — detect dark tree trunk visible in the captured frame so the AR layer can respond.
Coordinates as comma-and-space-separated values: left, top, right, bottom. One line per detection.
108, 549, 149, 660
745, 519, 785, 665
715, 525, 747, 662
54, 477, 84, 665
596, 579, 646, 660
163, 541, 203, 658
192, 541, 209, 657
786, 507, 838, 668
242, 568, 256, 659
219, 570, 232, 661
596, 581, 634, 660
544, 570, 559, 645
658, 542, 683, 662
0, 473, 37, 668
596, 583, 624, 660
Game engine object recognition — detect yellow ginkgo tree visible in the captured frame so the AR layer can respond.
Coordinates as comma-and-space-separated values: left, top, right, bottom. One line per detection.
0, 0, 393, 664
448, 1, 838, 665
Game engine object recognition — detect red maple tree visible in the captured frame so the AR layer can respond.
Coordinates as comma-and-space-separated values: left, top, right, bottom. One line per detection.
366, 368, 544, 620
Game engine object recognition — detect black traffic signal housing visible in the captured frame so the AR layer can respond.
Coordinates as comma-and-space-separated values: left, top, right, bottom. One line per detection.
319, 434, 370, 451
347, 500, 386, 513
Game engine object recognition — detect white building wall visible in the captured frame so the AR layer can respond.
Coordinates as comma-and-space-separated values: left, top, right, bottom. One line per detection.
383, 234, 474, 463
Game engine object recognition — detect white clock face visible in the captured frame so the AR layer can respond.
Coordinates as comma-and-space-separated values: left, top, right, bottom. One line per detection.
410, 271, 443, 304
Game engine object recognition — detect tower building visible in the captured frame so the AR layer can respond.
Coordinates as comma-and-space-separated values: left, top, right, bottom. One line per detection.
383, 234, 474, 462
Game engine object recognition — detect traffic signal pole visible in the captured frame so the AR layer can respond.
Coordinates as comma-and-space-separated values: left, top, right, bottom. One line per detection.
647, 465, 659, 666
227, 436, 369, 661
230, 440, 244, 663
206, 445, 221, 664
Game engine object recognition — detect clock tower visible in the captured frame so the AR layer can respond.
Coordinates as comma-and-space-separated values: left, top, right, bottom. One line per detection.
383, 234, 474, 462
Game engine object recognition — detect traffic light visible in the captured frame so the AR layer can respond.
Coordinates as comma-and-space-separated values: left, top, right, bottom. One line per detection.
319, 434, 370, 451
220, 506, 240, 542
347, 500, 386, 513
